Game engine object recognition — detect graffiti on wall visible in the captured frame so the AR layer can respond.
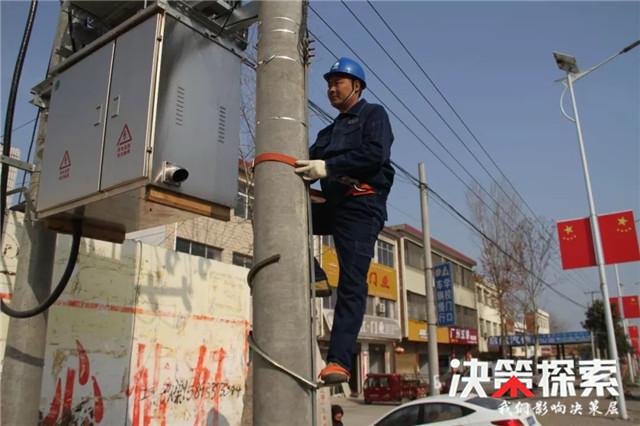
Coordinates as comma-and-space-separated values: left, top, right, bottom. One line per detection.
42, 340, 104, 425
127, 342, 243, 426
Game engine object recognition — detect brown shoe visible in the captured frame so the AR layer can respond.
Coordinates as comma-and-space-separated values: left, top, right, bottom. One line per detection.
314, 279, 332, 298
319, 362, 350, 384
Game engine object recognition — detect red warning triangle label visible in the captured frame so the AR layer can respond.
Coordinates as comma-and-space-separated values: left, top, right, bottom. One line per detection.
117, 124, 133, 146
59, 150, 71, 170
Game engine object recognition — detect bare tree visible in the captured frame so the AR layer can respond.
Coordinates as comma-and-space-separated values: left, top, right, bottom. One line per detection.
468, 182, 524, 357
512, 218, 555, 366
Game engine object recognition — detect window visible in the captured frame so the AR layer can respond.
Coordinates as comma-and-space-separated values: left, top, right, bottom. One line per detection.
365, 295, 375, 316
232, 252, 253, 268
365, 376, 390, 389
376, 240, 394, 267
421, 403, 474, 423
380, 299, 396, 319
404, 240, 423, 269
460, 267, 472, 288
454, 305, 478, 329
451, 263, 459, 285
175, 237, 222, 261
234, 180, 254, 219
407, 291, 426, 321
375, 405, 420, 426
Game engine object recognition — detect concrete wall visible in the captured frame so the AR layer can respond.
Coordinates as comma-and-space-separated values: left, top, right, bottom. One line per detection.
2, 213, 252, 425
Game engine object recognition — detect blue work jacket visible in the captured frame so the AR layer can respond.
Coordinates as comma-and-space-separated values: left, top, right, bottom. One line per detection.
309, 98, 395, 218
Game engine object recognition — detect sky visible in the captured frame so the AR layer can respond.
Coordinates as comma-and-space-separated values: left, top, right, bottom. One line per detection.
1, 1, 639, 330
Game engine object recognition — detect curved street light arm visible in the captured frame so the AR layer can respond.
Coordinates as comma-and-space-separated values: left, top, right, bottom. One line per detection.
559, 80, 575, 123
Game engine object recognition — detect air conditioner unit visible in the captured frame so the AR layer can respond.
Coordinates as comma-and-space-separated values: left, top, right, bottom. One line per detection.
376, 302, 386, 315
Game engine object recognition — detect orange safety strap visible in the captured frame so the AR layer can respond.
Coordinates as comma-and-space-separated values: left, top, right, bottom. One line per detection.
346, 182, 376, 197
252, 153, 298, 168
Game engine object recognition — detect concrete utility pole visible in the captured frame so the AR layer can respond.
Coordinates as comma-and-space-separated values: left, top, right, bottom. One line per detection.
1, 4, 70, 424
418, 162, 440, 395
614, 265, 635, 383
252, 1, 313, 424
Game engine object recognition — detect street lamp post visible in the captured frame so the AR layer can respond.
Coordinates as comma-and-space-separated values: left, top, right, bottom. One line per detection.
553, 40, 640, 420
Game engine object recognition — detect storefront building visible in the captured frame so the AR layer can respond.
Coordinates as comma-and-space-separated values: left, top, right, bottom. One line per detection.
389, 224, 479, 377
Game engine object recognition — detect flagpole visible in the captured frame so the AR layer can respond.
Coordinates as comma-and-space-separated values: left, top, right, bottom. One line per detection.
565, 72, 628, 419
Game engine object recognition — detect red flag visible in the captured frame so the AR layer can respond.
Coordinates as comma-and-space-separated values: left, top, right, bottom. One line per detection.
609, 296, 640, 319
597, 210, 640, 265
623, 295, 640, 319
630, 325, 639, 339
632, 337, 640, 353
557, 217, 596, 269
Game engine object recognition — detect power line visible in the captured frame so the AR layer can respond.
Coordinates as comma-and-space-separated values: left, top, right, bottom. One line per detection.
392, 162, 587, 309
0, 118, 37, 140
341, 0, 513, 204
362, 1, 597, 289
309, 29, 501, 218
310, 93, 583, 309
309, 6, 508, 213
309, 6, 594, 294
365, 0, 544, 229
308, 31, 590, 295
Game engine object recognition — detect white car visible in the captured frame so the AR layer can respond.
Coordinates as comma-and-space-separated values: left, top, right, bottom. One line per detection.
370, 395, 542, 426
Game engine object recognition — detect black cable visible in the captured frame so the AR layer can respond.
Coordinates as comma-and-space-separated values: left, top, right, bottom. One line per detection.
1, 219, 83, 318
1, 0, 38, 241
246, 254, 280, 295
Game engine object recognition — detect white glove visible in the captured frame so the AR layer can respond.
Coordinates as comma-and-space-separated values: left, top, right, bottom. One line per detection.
295, 159, 327, 181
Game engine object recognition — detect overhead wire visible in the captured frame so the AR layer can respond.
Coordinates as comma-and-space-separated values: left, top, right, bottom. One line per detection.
309, 5, 593, 296
391, 162, 587, 309
311, 92, 586, 309
309, 6, 510, 215
362, 0, 597, 290
251, 19, 590, 297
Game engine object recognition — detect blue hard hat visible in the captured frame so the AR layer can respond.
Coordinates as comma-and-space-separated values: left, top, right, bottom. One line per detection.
324, 57, 366, 90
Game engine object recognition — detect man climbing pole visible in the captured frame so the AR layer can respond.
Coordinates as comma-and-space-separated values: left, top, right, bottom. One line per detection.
295, 57, 395, 384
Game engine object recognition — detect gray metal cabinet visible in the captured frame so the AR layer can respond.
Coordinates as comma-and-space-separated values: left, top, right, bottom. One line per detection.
38, 42, 114, 211
151, 17, 240, 207
101, 16, 161, 190
36, 12, 240, 237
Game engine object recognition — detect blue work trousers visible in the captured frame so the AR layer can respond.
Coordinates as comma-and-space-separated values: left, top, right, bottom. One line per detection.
312, 195, 384, 371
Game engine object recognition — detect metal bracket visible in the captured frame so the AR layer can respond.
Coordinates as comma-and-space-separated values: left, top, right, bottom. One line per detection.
1, 155, 37, 173
215, 1, 259, 33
